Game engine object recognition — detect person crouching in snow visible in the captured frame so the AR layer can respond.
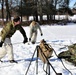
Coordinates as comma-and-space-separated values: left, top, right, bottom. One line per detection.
0, 16, 28, 63
29, 21, 43, 44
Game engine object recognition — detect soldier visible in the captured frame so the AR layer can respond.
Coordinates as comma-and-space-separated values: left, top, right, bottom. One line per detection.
0, 16, 28, 63
29, 21, 43, 44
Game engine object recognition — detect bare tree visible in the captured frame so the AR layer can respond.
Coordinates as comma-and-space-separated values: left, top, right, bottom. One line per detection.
73, 2, 76, 9
5, 0, 11, 21
20, 0, 22, 22
1, 0, 4, 25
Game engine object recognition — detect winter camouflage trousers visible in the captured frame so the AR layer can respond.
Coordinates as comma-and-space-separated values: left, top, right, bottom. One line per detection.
0, 37, 14, 61
31, 31, 37, 44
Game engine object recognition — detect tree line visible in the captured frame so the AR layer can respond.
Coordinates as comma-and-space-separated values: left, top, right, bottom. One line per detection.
0, 0, 76, 25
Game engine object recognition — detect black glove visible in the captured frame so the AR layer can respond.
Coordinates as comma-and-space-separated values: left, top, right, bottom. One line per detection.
0, 41, 4, 47
29, 38, 31, 41
23, 38, 28, 44
41, 33, 43, 36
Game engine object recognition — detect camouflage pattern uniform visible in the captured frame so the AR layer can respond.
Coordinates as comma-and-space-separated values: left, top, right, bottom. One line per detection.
0, 21, 27, 61
58, 44, 76, 66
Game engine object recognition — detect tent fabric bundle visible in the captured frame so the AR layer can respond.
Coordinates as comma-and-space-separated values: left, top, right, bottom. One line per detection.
58, 43, 76, 66
38, 39, 53, 63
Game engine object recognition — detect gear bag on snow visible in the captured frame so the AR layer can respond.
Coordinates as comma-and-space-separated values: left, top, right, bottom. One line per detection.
58, 43, 76, 66
38, 39, 54, 63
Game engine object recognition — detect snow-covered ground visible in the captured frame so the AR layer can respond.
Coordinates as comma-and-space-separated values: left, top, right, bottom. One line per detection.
0, 23, 76, 75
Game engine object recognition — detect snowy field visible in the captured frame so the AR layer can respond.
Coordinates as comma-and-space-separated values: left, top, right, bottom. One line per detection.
0, 23, 76, 75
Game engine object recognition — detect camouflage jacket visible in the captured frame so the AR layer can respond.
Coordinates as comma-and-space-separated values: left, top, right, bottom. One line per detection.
0, 21, 27, 42
58, 44, 76, 66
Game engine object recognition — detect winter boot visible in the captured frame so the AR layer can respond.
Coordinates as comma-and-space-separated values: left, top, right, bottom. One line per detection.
9, 60, 17, 63
0, 60, 3, 62
32, 42, 35, 44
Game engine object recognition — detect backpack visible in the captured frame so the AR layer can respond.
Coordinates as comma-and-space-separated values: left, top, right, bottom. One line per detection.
38, 39, 54, 63
58, 43, 76, 66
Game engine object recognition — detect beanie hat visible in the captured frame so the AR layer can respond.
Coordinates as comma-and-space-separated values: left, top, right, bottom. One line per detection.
13, 16, 20, 22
